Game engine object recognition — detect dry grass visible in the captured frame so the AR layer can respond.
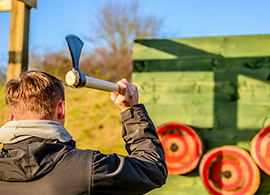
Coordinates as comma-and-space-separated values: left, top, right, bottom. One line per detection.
0, 87, 127, 155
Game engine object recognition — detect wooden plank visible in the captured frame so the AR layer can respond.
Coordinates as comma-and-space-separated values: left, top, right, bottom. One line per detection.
147, 174, 209, 195
132, 72, 214, 82
137, 81, 216, 94
140, 93, 234, 105
200, 130, 257, 150
133, 34, 270, 61
145, 102, 269, 130
147, 104, 214, 116
0, 0, 37, 11
214, 68, 270, 82
238, 90, 270, 104
0, 0, 11, 11
133, 57, 270, 75
137, 81, 235, 95
133, 73, 237, 95
238, 74, 270, 105
220, 57, 270, 68
237, 105, 270, 129
237, 105, 270, 116
6, 0, 30, 81
238, 74, 270, 89
133, 58, 213, 72
146, 103, 214, 128
170, 35, 270, 58
18, 0, 36, 8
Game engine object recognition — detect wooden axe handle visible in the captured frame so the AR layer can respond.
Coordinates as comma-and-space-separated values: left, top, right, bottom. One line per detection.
65, 71, 119, 92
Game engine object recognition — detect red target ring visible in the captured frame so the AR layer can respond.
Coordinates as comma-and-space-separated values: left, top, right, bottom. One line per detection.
199, 146, 260, 195
212, 159, 243, 191
251, 125, 270, 175
157, 122, 203, 174
161, 134, 188, 162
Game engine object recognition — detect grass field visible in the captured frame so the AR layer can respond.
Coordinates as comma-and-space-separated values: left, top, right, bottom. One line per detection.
0, 87, 127, 155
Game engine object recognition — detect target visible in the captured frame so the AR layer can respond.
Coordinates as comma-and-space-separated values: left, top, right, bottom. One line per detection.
250, 125, 270, 175
199, 146, 260, 195
157, 122, 203, 174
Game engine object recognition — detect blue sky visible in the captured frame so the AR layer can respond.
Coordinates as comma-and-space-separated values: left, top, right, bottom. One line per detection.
1, 0, 270, 67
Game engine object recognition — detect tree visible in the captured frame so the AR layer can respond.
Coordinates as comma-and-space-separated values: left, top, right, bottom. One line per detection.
30, 49, 72, 81
85, 1, 163, 81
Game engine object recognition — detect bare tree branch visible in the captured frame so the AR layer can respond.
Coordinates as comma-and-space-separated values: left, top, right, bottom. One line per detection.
84, 1, 163, 81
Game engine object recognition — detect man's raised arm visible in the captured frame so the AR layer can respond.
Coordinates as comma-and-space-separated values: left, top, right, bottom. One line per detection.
91, 79, 167, 194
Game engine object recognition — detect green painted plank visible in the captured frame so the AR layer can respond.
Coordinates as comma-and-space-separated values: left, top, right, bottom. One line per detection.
200, 129, 257, 151
132, 72, 214, 82
139, 93, 235, 105
133, 72, 238, 95
237, 105, 270, 130
238, 74, 270, 89
170, 35, 270, 58
136, 82, 236, 98
145, 102, 269, 130
237, 115, 269, 129
238, 92, 270, 104
133, 58, 270, 78
149, 113, 214, 129
133, 34, 270, 61
137, 81, 215, 94
213, 57, 270, 68
146, 104, 214, 116
237, 105, 270, 116
237, 74, 270, 105
133, 58, 213, 72
214, 67, 270, 81
238, 88, 270, 94
146, 174, 209, 195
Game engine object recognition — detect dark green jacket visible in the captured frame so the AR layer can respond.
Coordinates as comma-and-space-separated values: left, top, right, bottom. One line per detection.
0, 104, 167, 194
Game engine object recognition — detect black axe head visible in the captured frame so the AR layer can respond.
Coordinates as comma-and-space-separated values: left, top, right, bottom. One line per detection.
65, 34, 86, 87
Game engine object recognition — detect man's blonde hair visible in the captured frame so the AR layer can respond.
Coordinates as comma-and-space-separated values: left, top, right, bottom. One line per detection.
5, 70, 65, 120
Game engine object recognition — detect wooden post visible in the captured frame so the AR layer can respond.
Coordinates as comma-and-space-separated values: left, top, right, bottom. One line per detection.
0, 0, 11, 11
6, 0, 36, 82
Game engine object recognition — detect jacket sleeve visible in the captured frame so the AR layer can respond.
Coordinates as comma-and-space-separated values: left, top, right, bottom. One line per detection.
91, 104, 167, 195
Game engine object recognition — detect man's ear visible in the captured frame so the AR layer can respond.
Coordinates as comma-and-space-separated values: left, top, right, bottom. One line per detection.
9, 112, 15, 121
57, 100, 65, 119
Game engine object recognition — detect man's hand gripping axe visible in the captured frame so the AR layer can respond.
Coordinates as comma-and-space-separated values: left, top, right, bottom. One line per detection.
65, 34, 119, 92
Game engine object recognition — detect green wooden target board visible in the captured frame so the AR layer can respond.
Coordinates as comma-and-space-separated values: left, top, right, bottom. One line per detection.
132, 34, 270, 195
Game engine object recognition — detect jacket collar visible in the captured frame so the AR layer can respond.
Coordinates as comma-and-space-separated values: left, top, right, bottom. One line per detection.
2, 137, 76, 151
0, 120, 73, 144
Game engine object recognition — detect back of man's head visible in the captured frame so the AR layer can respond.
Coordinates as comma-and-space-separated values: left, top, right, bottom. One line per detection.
5, 70, 65, 120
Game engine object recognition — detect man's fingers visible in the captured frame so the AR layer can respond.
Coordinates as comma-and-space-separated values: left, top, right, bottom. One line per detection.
117, 79, 133, 101
117, 79, 127, 95
128, 83, 138, 98
111, 92, 117, 102
113, 78, 139, 111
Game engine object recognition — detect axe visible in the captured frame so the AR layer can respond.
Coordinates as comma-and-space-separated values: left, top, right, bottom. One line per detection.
65, 34, 119, 92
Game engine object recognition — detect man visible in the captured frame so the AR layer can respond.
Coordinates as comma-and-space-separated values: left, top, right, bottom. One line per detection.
0, 70, 167, 194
